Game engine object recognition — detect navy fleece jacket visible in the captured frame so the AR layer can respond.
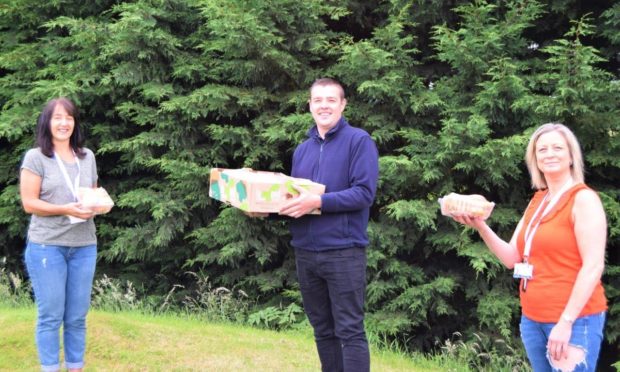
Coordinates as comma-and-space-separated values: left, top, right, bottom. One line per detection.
289, 117, 379, 251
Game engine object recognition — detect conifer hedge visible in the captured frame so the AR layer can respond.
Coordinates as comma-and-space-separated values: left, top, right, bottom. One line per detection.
1, 0, 618, 366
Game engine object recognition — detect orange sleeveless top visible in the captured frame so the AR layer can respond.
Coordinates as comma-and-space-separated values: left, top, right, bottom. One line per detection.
516, 183, 607, 322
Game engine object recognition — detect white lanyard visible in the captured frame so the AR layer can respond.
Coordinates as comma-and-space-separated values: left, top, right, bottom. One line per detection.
522, 178, 573, 260
54, 151, 81, 201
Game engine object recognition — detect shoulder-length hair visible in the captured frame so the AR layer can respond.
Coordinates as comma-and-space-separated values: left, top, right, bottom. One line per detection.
36, 97, 86, 159
524, 123, 584, 190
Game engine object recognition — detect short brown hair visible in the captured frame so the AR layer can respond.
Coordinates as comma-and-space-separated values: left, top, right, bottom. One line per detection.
310, 78, 345, 99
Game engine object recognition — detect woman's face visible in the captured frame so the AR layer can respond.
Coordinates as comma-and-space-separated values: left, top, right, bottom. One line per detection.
535, 130, 572, 177
49, 103, 74, 144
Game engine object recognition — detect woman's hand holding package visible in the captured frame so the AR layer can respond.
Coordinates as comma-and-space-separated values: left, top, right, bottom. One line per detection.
450, 213, 488, 231
64, 202, 95, 220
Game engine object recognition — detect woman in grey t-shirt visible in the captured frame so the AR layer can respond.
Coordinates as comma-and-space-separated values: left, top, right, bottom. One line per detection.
20, 97, 98, 372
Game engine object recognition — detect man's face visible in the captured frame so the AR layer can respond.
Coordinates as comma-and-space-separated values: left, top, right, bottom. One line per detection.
309, 84, 347, 135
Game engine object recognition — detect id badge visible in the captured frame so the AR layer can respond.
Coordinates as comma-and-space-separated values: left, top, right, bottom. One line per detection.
68, 215, 87, 224
513, 262, 533, 279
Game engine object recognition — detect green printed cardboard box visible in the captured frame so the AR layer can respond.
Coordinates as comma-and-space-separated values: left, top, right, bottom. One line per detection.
209, 168, 326, 214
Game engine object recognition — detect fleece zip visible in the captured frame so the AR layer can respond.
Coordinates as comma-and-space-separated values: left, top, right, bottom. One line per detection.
289, 117, 379, 251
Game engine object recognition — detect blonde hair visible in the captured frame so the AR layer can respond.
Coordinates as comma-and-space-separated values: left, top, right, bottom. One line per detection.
525, 123, 584, 190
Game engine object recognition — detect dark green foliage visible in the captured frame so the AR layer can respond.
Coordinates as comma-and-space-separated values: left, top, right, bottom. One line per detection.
1, 0, 619, 367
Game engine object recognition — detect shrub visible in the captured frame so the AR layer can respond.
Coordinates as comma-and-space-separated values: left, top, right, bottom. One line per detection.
91, 274, 141, 312
247, 303, 304, 331
0, 262, 32, 308
180, 271, 250, 323
437, 332, 530, 372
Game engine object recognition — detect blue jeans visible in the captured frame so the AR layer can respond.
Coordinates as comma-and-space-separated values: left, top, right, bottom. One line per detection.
520, 312, 606, 372
25, 242, 97, 372
295, 247, 370, 372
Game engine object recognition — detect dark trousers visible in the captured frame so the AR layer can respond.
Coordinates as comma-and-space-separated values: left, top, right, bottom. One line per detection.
295, 247, 370, 372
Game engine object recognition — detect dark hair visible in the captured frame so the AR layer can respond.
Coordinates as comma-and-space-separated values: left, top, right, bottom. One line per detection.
310, 78, 346, 99
36, 97, 86, 158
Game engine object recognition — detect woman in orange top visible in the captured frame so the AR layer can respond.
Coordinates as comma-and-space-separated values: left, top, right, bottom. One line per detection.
451, 123, 607, 372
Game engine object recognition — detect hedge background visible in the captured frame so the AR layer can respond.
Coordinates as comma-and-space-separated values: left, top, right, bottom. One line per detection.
1, 0, 619, 368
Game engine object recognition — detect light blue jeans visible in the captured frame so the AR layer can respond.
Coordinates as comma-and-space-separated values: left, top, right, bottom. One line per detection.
25, 242, 97, 372
520, 312, 606, 372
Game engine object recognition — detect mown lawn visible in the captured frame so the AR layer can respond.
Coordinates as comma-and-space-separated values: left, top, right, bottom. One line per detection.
0, 306, 450, 371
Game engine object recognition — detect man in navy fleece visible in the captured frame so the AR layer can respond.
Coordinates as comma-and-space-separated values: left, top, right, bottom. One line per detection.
279, 78, 379, 372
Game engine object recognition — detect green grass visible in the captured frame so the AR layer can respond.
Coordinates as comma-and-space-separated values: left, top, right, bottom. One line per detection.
0, 306, 451, 371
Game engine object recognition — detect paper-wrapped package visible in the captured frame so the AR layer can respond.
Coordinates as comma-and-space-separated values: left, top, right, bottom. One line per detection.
77, 187, 114, 214
209, 168, 325, 214
438, 193, 495, 219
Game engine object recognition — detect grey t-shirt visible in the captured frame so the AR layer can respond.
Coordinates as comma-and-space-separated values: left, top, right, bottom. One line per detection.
21, 147, 98, 246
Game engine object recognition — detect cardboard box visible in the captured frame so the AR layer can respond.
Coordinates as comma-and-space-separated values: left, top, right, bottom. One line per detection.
209, 168, 325, 214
